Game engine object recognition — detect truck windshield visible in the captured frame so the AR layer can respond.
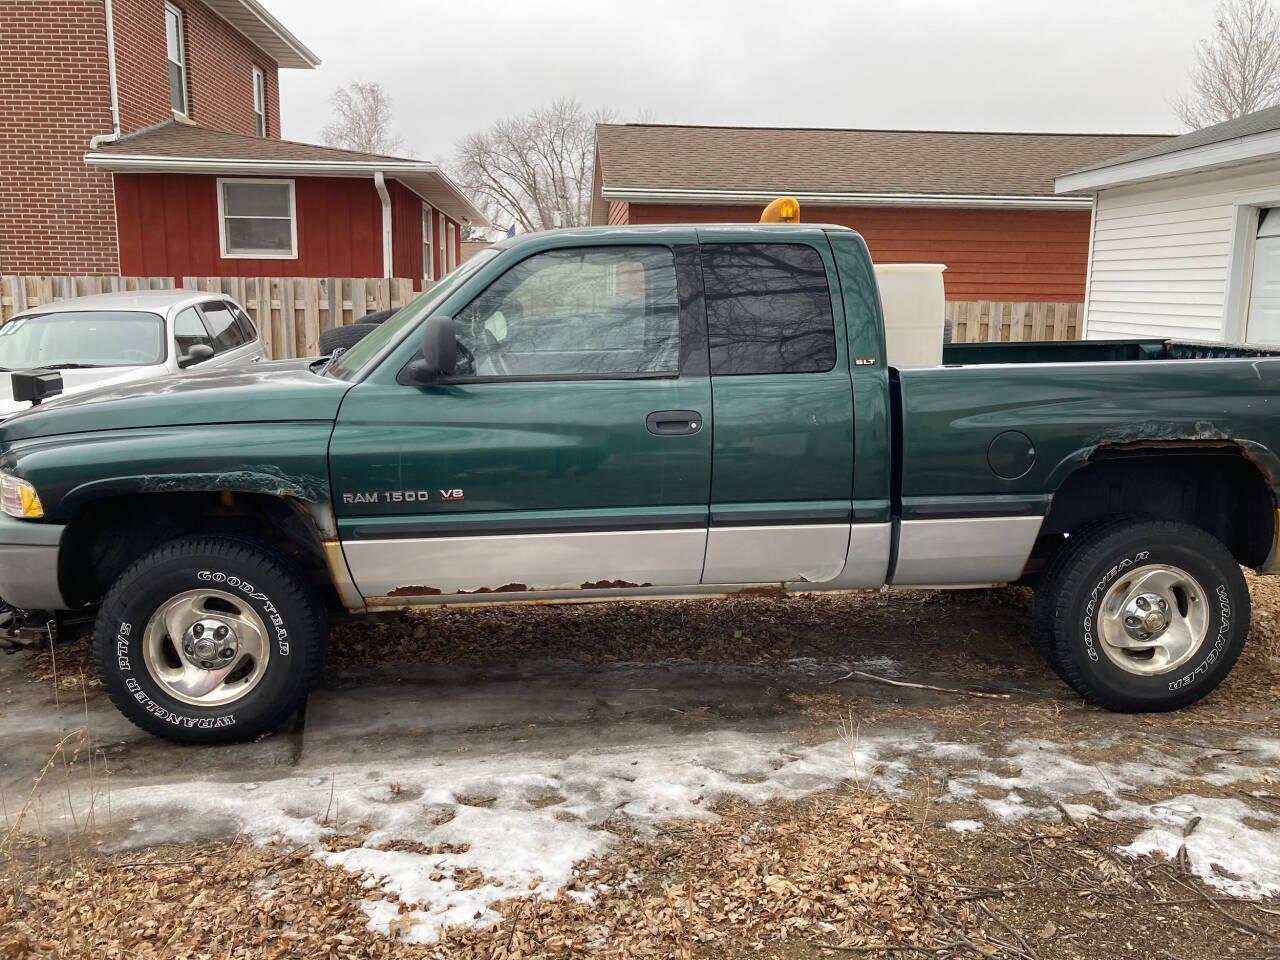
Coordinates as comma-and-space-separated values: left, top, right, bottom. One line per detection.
0, 311, 165, 370
325, 249, 501, 381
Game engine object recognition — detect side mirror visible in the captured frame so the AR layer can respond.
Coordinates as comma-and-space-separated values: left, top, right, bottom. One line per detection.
178, 343, 215, 368
409, 316, 457, 381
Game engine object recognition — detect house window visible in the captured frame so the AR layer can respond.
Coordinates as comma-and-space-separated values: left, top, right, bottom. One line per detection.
252, 67, 266, 136
165, 2, 187, 115
217, 178, 297, 258
447, 222, 458, 273
422, 203, 434, 281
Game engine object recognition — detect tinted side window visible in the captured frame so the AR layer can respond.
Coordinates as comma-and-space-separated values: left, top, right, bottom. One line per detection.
199, 301, 248, 353
453, 246, 680, 378
228, 301, 257, 342
701, 243, 836, 375
174, 307, 213, 355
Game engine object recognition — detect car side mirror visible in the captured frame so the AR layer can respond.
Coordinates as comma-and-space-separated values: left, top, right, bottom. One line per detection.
178, 343, 215, 368
408, 316, 457, 381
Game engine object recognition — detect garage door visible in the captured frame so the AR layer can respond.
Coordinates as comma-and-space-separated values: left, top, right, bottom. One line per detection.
1246, 208, 1280, 344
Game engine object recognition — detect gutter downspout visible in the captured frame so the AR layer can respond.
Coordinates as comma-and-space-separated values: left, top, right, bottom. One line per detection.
374, 172, 393, 279
89, 0, 122, 149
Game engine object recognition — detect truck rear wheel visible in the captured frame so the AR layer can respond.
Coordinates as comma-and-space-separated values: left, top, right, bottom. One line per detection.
92, 536, 327, 744
1034, 519, 1248, 712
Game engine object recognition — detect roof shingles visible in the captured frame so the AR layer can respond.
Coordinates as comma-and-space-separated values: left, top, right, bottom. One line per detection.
90, 120, 414, 165
595, 124, 1170, 198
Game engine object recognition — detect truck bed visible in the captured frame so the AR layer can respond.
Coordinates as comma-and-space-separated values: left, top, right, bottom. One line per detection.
889, 340, 1280, 586
940, 339, 1280, 365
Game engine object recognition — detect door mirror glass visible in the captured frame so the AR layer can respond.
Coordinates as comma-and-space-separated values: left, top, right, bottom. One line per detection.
178, 342, 215, 368
413, 315, 456, 380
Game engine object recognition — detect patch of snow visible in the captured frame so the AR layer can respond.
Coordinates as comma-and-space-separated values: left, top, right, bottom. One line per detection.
945, 819, 983, 833
75, 727, 1280, 940
851, 656, 902, 676
1119, 795, 1280, 898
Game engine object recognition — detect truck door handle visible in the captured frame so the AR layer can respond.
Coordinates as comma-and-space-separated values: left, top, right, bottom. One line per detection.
646, 410, 703, 436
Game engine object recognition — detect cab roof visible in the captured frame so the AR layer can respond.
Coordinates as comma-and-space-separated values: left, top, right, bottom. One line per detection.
493, 222, 856, 251
10, 289, 227, 319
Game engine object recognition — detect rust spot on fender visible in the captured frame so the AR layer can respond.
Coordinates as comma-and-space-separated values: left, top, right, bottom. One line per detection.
455, 583, 530, 595
580, 579, 652, 590
387, 585, 443, 597
139, 466, 327, 501
732, 584, 787, 598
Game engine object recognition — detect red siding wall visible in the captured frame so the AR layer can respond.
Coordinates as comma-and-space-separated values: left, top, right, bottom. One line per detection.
390, 180, 423, 287
0, 1, 119, 273
113, 0, 282, 138
115, 173, 383, 278
621, 202, 1091, 302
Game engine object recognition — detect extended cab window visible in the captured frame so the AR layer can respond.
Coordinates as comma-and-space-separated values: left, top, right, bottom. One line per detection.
453, 246, 680, 378
701, 243, 836, 375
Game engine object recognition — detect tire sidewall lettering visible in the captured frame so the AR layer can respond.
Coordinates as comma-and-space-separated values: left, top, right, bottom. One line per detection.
1082, 551, 1147, 663
197, 568, 291, 657
1167, 582, 1231, 692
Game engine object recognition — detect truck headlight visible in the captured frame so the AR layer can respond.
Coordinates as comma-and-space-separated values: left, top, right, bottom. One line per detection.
0, 472, 43, 518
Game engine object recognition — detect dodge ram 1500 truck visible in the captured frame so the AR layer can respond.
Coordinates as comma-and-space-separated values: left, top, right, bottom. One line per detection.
2, 223, 1278, 743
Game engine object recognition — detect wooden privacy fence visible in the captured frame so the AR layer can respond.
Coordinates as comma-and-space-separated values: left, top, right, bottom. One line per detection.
0, 278, 1083, 358
0, 275, 418, 360
947, 301, 1083, 343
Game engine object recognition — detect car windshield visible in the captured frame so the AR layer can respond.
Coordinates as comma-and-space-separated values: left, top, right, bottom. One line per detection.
325, 249, 501, 381
0, 311, 165, 370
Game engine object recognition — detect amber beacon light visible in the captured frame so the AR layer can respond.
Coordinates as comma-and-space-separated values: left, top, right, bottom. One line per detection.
759, 196, 800, 223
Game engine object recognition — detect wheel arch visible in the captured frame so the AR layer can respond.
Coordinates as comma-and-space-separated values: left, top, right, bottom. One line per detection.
58, 488, 359, 611
1038, 439, 1278, 571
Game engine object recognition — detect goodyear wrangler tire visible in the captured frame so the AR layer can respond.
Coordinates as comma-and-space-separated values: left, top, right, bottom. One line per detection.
1037, 519, 1248, 712
92, 537, 326, 744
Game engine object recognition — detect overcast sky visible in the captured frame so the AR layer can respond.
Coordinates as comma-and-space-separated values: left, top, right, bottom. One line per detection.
267, 0, 1217, 166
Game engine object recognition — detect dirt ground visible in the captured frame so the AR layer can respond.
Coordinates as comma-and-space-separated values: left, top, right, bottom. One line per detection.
2, 577, 1279, 959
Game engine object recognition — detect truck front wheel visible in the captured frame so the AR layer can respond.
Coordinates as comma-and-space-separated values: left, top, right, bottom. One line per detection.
1034, 519, 1249, 712
92, 536, 327, 743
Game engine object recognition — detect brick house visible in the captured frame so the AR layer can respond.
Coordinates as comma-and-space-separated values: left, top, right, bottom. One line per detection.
0, 0, 483, 287
591, 124, 1169, 309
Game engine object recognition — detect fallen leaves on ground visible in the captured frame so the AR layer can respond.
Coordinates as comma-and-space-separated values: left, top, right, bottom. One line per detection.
0, 793, 973, 960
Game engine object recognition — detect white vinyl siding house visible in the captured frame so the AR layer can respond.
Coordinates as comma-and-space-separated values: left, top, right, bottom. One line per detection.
1059, 106, 1280, 346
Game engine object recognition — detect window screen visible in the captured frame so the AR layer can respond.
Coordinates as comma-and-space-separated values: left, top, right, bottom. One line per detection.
219, 180, 295, 257
453, 246, 680, 378
701, 243, 836, 375
199, 301, 248, 353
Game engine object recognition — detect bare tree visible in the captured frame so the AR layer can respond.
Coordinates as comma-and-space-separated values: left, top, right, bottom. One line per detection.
453, 99, 612, 232
322, 80, 404, 155
1173, 0, 1280, 129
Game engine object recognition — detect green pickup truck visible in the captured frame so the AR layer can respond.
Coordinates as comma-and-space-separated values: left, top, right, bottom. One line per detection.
2, 224, 1277, 742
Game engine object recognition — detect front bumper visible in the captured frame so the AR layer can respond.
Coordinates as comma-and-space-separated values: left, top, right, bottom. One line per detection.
0, 514, 67, 610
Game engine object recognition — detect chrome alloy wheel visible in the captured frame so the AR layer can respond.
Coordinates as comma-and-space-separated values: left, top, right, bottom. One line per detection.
141, 589, 270, 706
1097, 563, 1209, 676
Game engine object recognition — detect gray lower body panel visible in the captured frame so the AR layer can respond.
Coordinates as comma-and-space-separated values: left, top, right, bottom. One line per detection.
345, 528, 708, 599
702, 524, 850, 584
890, 516, 1043, 586
0, 516, 67, 610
